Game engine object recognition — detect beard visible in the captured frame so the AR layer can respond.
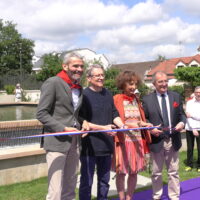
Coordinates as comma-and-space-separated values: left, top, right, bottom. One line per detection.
67, 70, 82, 83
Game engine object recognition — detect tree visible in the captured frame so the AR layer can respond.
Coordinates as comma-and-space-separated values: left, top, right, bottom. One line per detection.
0, 20, 34, 75
35, 53, 62, 81
174, 67, 200, 87
168, 85, 185, 101
104, 68, 120, 95
138, 83, 152, 98
157, 54, 166, 62
36, 54, 121, 92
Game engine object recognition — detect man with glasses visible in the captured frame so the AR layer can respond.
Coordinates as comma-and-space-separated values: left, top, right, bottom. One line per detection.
79, 64, 124, 200
37, 52, 88, 200
185, 86, 200, 172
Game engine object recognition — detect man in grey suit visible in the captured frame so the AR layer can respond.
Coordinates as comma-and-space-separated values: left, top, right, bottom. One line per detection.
142, 71, 186, 200
37, 52, 87, 200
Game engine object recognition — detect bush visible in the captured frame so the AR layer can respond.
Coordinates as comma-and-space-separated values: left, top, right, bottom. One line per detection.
21, 91, 31, 102
138, 83, 152, 98
169, 85, 185, 100
104, 79, 119, 95
4, 85, 15, 94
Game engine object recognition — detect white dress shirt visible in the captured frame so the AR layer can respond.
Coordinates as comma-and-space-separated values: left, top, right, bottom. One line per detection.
72, 88, 80, 110
156, 91, 172, 129
185, 98, 200, 131
71, 88, 80, 127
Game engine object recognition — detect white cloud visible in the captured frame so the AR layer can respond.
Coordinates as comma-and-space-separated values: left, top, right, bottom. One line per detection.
92, 18, 189, 61
178, 24, 200, 44
150, 44, 185, 58
124, 0, 168, 24
106, 45, 142, 64
0, 0, 200, 62
164, 0, 200, 16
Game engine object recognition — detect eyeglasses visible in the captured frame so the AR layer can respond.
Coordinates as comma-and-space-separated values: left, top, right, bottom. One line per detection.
91, 74, 105, 78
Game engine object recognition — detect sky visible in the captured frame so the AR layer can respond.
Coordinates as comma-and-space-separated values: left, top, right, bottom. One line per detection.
1, 0, 200, 64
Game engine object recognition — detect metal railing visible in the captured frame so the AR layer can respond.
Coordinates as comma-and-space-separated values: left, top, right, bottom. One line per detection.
0, 120, 43, 149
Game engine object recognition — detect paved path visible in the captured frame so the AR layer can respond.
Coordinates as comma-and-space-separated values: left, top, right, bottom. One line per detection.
77, 172, 152, 198
0, 133, 188, 197
76, 133, 188, 198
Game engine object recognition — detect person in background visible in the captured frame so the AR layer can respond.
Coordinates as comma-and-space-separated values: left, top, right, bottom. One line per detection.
186, 93, 195, 101
185, 86, 200, 172
14, 83, 23, 102
79, 64, 124, 200
112, 71, 152, 200
142, 71, 186, 200
37, 52, 88, 200
134, 88, 140, 99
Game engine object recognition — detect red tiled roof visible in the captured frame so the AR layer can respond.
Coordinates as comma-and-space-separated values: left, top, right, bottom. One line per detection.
146, 54, 200, 80
111, 60, 160, 80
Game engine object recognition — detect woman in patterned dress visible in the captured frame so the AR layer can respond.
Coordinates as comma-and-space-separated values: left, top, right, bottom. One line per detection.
112, 71, 152, 200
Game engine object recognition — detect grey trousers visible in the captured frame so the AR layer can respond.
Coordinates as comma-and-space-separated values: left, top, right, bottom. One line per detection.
46, 136, 79, 200
151, 138, 180, 200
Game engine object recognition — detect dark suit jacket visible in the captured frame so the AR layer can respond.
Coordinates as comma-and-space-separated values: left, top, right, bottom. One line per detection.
36, 76, 83, 153
142, 90, 186, 153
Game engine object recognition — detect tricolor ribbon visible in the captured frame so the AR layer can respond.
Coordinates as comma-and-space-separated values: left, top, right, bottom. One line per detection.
0, 126, 160, 141
0, 126, 190, 141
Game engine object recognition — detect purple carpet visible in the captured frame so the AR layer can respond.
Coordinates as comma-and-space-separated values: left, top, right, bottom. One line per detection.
112, 177, 200, 200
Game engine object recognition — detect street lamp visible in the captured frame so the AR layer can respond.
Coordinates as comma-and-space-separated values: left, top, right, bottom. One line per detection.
19, 43, 22, 84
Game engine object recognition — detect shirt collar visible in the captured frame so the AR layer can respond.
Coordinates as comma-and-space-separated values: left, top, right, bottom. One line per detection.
156, 90, 168, 97
194, 98, 200, 103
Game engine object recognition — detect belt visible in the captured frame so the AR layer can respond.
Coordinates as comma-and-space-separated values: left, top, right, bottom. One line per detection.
160, 133, 172, 139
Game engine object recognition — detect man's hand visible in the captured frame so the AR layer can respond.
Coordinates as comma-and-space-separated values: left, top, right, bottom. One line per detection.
186, 112, 192, 118
174, 122, 185, 132
193, 129, 199, 137
150, 124, 162, 137
64, 127, 78, 132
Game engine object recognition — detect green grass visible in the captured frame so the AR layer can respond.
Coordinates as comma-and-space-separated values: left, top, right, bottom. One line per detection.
0, 177, 47, 200
140, 149, 200, 183
0, 150, 200, 200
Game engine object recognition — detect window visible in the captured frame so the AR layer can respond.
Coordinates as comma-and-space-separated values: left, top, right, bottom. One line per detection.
177, 65, 184, 68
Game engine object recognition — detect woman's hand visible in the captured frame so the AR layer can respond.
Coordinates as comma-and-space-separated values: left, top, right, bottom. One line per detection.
139, 121, 153, 127
81, 120, 90, 138
103, 124, 116, 136
81, 120, 90, 131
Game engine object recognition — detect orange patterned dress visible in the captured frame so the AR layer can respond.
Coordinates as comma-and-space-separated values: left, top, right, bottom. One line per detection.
112, 94, 150, 174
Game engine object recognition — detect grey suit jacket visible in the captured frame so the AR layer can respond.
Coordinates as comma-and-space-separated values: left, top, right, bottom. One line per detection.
142, 90, 186, 153
36, 76, 83, 152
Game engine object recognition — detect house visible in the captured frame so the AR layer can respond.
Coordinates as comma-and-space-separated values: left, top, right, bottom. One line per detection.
111, 60, 160, 81
145, 54, 200, 87
60, 48, 110, 68
32, 48, 110, 73
32, 55, 42, 74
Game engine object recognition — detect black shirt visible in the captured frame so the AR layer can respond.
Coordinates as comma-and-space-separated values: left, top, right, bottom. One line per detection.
80, 87, 119, 156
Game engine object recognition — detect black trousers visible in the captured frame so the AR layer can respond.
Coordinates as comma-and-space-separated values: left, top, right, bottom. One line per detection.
79, 155, 111, 200
186, 130, 200, 168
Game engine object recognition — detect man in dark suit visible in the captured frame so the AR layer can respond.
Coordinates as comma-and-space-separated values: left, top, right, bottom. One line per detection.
37, 52, 88, 200
142, 71, 186, 200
